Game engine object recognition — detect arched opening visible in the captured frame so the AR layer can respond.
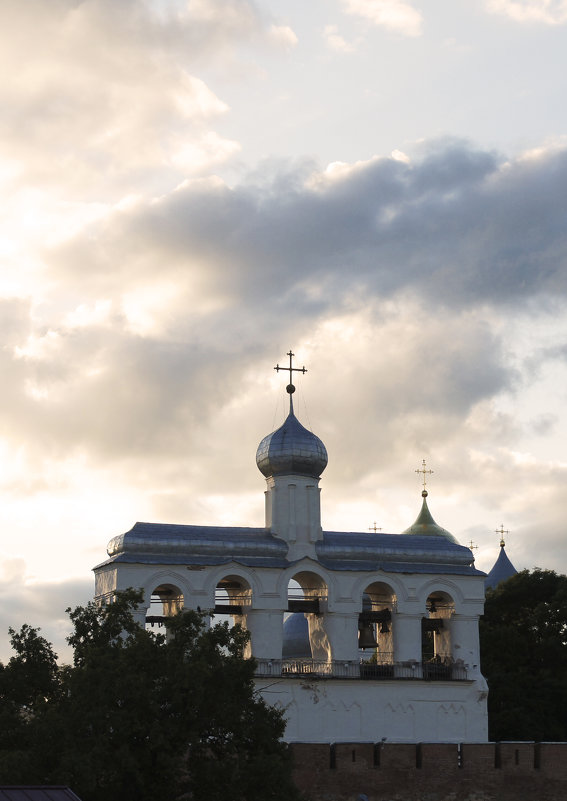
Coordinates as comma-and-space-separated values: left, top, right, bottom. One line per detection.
284, 572, 329, 668
212, 575, 253, 656
422, 591, 455, 678
359, 582, 396, 677
214, 575, 252, 618
287, 572, 327, 613
145, 583, 184, 630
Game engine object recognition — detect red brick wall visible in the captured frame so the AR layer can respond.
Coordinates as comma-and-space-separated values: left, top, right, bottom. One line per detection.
291, 742, 567, 801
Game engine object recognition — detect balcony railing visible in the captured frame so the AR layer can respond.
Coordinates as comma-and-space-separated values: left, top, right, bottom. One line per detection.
254, 657, 469, 681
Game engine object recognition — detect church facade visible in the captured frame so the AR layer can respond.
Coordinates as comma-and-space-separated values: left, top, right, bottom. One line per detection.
93, 354, 488, 744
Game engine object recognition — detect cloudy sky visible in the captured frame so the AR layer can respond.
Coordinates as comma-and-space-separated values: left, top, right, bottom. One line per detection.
1, 0, 567, 662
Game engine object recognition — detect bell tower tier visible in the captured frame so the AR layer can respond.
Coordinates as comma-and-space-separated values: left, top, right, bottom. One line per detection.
93, 350, 489, 745
256, 351, 327, 558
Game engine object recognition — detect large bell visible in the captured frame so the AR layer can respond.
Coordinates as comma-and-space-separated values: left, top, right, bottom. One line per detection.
358, 622, 378, 650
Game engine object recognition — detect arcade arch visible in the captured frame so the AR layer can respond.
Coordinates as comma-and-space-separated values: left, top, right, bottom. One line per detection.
422, 590, 456, 676
287, 570, 330, 662
359, 581, 396, 660
145, 582, 184, 630
212, 573, 254, 655
214, 574, 253, 617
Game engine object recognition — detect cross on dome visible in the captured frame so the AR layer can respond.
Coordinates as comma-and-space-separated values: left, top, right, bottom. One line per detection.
495, 524, 509, 548
415, 459, 434, 495
274, 350, 307, 395
257, 350, 327, 480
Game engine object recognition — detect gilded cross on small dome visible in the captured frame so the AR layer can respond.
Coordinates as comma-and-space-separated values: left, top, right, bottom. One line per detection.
274, 350, 307, 395
415, 459, 434, 495
368, 522, 382, 533
496, 524, 509, 548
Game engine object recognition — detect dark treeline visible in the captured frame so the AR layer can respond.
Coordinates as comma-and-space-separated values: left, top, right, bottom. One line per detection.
0, 590, 302, 801
480, 568, 567, 741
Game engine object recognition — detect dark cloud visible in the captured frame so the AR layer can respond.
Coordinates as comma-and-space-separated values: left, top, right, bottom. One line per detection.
1, 140, 566, 600
50, 141, 567, 314
6, 139, 564, 480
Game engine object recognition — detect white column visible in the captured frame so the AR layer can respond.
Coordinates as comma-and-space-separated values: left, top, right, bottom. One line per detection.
244, 609, 284, 660
306, 613, 332, 660
450, 615, 482, 674
321, 612, 360, 661
392, 612, 423, 677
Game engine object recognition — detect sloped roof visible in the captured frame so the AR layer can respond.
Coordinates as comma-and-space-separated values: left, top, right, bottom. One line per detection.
0, 788, 82, 801
485, 545, 517, 589
95, 522, 483, 578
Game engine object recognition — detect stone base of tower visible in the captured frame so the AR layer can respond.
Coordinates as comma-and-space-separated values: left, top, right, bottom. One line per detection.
255, 677, 488, 744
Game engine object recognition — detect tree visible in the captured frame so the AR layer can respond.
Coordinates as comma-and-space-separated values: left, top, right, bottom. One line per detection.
0, 590, 302, 801
480, 568, 567, 741
0, 624, 61, 780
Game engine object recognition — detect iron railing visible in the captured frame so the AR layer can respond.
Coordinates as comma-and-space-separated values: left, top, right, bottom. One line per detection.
254, 657, 468, 681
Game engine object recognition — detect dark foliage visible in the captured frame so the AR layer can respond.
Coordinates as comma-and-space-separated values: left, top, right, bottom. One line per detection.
0, 590, 301, 801
480, 568, 567, 741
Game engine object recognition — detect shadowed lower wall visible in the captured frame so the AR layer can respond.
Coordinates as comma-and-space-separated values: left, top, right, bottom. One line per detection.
291, 741, 567, 801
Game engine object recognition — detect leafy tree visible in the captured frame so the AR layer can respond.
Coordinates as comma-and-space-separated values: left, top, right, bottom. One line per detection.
0, 624, 61, 780
0, 590, 301, 801
480, 568, 567, 741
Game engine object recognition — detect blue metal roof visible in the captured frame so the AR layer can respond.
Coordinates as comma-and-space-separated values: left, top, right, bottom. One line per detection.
95, 522, 483, 577
318, 531, 473, 564
485, 545, 517, 589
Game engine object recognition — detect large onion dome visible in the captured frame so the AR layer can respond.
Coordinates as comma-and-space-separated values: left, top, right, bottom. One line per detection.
256, 400, 328, 479
402, 490, 458, 543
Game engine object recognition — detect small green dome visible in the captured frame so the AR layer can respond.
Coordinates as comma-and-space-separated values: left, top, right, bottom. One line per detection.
402, 490, 458, 543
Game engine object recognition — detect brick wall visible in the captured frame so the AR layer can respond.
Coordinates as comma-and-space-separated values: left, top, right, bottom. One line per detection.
291, 742, 567, 801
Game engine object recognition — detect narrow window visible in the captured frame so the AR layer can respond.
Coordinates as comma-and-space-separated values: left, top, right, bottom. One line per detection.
373, 743, 380, 768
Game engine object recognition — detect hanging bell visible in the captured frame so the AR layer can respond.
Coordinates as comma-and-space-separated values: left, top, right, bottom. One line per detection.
379, 621, 390, 634
358, 623, 378, 649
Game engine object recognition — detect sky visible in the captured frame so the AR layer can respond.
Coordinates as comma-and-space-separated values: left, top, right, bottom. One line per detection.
1, 0, 567, 663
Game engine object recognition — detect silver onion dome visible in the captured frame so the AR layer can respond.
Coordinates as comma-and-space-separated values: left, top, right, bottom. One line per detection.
256, 401, 328, 479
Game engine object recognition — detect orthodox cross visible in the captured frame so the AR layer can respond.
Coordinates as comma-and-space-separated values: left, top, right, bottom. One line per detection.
368, 522, 382, 533
468, 540, 478, 551
495, 524, 509, 548
415, 459, 433, 490
274, 350, 307, 395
